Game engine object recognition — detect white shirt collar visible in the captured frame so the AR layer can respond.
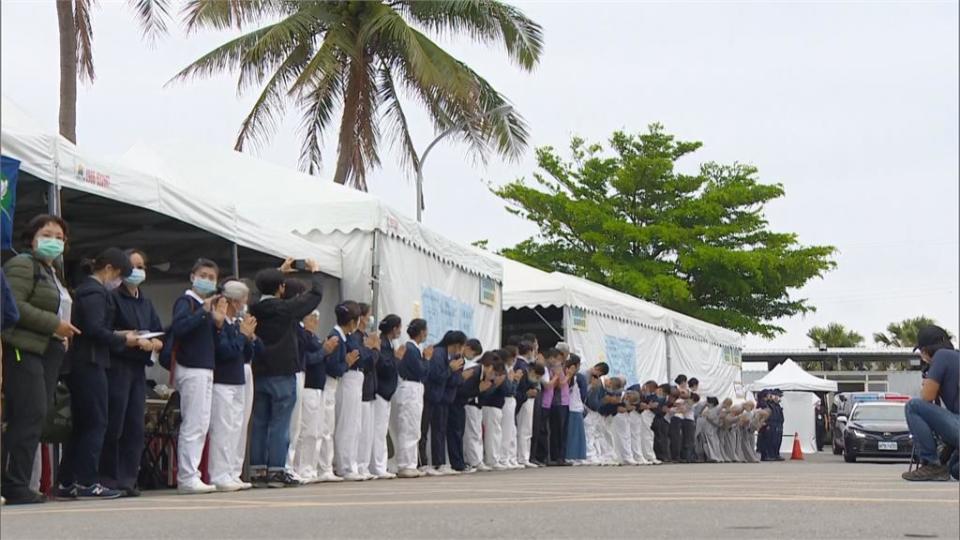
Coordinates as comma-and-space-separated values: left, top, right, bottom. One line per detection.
185, 289, 205, 304
334, 325, 347, 340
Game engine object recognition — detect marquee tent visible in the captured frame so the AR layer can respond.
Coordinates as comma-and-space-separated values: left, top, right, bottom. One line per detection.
748, 359, 838, 454
0, 96, 342, 279
119, 142, 503, 349
498, 254, 743, 399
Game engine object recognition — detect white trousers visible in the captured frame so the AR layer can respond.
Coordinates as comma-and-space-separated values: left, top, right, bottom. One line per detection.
499, 397, 518, 466
334, 371, 363, 475
463, 405, 484, 467
638, 410, 658, 462
209, 383, 245, 486
613, 414, 634, 464
515, 399, 534, 465
481, 406, 503, 466
233, 364, 254, 482
318, 377, 338, 475
583, 410, 603, 463
627, 412, 649, 464
390, 380, 423, 471
357, 401, 375, 475
175, 366, 214, 487
294, 388, 325, 481
284, 371, 306, 472
371, 396, 392, 475
597, 414, 618, 463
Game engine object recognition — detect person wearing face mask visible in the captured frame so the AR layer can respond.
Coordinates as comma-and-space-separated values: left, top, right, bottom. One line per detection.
57, 247, 135, 500
457, 339, 485, 472
352, 303, 381, 481
390, 319, 433, 479
371, 314, 403, 480
168, 258, 224, 494
101, 249, 164, 497
1, 215, 80, 505
424, 330, 467, 477
448, 338, 483, 473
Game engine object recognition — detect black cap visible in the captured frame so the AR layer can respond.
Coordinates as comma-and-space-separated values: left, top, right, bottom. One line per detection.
914, 325, 950, 351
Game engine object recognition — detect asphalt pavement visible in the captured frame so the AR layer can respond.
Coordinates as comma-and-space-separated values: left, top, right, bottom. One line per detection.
2, 453, 957, 540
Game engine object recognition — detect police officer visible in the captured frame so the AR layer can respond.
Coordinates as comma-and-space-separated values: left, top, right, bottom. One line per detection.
764, 389, 785, 461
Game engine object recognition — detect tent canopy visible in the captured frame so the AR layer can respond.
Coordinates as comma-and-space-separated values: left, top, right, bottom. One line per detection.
0, 96, 342, 278
748, 359, 839, 392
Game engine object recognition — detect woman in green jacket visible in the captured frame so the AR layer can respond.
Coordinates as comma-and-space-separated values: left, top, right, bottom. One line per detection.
1, 214, 80, 505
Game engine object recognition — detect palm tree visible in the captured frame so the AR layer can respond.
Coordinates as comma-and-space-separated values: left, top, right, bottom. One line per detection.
807, 323, 864, 349
873, 316, 950, 348
56, 0, 171, 143
172, 0, 542, 190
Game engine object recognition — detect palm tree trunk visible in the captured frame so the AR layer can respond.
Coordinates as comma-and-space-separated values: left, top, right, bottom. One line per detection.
56, 0, 78, 144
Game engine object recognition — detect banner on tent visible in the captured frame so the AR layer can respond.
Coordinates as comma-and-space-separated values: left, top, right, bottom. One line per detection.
571, 307, 587, 331
604, 335, 637, 384
1, 155, 20, 250
479, 276, 497, 306
421, 287, 474, 343
723, 347, 742, 367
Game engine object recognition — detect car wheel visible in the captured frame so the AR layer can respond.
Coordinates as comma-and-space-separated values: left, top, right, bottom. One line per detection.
843, 448, 857, 463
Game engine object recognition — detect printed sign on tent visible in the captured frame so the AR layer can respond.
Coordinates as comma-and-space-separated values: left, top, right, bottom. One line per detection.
571, 307, 587, 331
421, 287, 475, 344
604, 335, 637, 384
1, 156, 20, 250
479, 276, 496, 306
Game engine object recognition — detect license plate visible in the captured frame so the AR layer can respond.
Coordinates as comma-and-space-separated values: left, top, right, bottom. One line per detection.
878, 441, 897, 451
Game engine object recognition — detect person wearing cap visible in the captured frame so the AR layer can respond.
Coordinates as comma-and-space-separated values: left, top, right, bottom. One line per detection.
902, 326, 959, 482
57, 247, 137, 500
762, 390, 785, 461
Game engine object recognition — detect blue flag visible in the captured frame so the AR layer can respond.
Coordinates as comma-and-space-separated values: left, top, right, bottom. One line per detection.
1, 155, 21, 250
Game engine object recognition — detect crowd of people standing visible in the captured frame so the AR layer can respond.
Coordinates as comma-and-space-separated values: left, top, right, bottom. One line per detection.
1, 213, 782, 506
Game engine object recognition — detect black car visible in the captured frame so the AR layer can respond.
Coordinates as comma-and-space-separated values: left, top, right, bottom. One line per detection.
842, 402, 913, 462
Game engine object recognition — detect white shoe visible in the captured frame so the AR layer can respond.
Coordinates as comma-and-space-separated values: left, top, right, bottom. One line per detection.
510, 464, 523, 470
461, 466, 477, 475
238, 481, 253, 490
422, 467, 443, 477
178, 481, 216, 495
398, 468, 422, 479
215, 481, 244, 493
438, 465, 461, 476
476, 463, 492, 472
523, 462, 539, 469
342, 472, 365, 482
376, 472, 397, 480
492, 463, 509, 471
361, 472, 376, 481
318, 472, 344, 483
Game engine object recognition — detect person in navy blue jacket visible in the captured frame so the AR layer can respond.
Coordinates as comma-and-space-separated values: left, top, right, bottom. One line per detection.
352, 303, 381, 480
168, 258, 224, 494
101, 249, 164, 498
423, 330, 467, 476
392, 319, 433, 478
371, 314, 403, 479
449, 340, 488, 473
480, 349, 509, 469
58, 248, 135, 500
327, 302, 364, 481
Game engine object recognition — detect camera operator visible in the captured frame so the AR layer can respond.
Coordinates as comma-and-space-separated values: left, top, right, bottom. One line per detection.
901, 326, 958, 481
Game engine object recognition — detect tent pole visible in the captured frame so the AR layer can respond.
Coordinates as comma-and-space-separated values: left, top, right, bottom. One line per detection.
664, 329, 672, 383
370, 230, 381, 318
231, 243, 240, 278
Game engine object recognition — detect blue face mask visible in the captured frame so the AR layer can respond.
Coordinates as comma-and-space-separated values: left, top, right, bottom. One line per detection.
192, 277, 217, 297
35, 238, 65, 261
124, 268, 146, 287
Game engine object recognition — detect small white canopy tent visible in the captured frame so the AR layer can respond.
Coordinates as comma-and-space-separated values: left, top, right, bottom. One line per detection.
0, 96, 342, 278
498, 254, 743, 398
119, 142, 503, 349
748, 359, 838, 453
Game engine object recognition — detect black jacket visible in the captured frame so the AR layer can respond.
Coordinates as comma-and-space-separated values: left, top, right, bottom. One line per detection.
71, 276, 126, 368
249, 274, 323, 378
375, 338, 399, 401
111, 286, 163, 367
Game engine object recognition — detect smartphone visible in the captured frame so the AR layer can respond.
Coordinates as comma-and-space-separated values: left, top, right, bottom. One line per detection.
293, 259, 307, 271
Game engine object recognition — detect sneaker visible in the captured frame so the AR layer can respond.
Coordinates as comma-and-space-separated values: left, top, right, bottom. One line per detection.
438, 465, 461, 476
421, 467, 443, 477
342, 472, 365, 482
475, 463, 493, 472
77, 484, 123, 500
902, 464, 951, 482
397, 468, 422, 479
318, 472, 344, 483
376, 472, 397, 480
121, 487, 141, 497
178, 481, 216, 495
524, 462, 539, 469
460, 466, 477, 475
251, 475, 270, 489
55, 483, 79, 500
215, 481, 244, 493
361, 472, 377, 481
268, 471, 303, 488
5, 490, 46, 505
491, 463, 509, 471
239, 481, 253, 490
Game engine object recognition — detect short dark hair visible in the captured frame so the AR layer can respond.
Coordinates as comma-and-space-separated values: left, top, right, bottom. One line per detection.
518, 341, 534, 356
335, 301, 361, 326
255, 268, 285, 295
564, 358, 579, 370
658, 383, 672, 394
506, 335, 521, 347
358, 302, 372, 318
521, 333, 538, 344
407, 318, 428, 339
674, 374, 688, 385
531, 364, 546, 376
707, 397, 720, 406
438, 330, 467, 348
81, 247, 132, 277
124, 248, 148, 266
568, 353, 581, 366
688, 377, 700, 388
480, 351, 501, 367
192, 258, 219, 276
593, 362, 610, 376
465, 338, 483, 355
690, 392, 701, 403
378, 314, 402, 335
503, 345, 518, 360
22, 214, 69, 248
282, 277, 307, 300
544, 348, 562, 359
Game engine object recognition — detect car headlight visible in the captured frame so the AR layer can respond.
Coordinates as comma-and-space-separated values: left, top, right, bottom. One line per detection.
851, 429, 867, 439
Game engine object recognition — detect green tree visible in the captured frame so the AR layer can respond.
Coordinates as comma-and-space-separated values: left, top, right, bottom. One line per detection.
493, 125, 836, 337
873, 316, 951, 348
174, 0, 542, 190
56, 0, 171, 142
807, 323, 865, 348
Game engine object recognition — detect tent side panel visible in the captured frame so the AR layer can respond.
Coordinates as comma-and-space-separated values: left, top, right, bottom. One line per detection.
668, 334, 740, 399
566, 311, 667, 386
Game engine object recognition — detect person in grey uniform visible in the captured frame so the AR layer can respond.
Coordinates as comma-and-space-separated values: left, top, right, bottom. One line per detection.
697, 397, 723, 463
738, 402, 760, 463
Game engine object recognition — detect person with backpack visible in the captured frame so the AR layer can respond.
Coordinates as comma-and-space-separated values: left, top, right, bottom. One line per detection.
1, 215, 80, 505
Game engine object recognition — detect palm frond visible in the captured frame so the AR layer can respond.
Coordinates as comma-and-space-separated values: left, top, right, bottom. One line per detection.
182, 0, 291, 32
377, 61, 420, 176
168, 24, 279, 85
75, 0, 96, 83
129, 0, 172, 42
297, 52, 344, 174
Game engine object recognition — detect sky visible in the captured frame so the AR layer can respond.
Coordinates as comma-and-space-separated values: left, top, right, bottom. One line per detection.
2, 1, 957, 349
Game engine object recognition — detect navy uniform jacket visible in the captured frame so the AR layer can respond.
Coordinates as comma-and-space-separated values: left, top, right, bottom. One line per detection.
455, 365, 484, 406
478, 375, 506, 408
574, 372, 589, 404
397, 341, 427, 382
514, 360, 535, 408
767, 402, 784, 427
425, 346, 463, 405
301, 326, 328, 390
71, 276, 126, 368
214, 320, 263, 385
323, 328, 350, 380
111, 286, 163, 367
351, 330, 379, 401
170, 292, 217, 370
376, 338, 399, 401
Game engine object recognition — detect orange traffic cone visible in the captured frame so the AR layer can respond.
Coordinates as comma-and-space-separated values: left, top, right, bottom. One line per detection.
790, 432, 804, 460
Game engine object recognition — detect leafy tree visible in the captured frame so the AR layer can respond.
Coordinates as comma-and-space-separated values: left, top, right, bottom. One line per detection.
56, 0, 171, 142
874, 316, 951, 348
493, 125, 836, 337
807, 323, 865, 348
174, 0, 542, 190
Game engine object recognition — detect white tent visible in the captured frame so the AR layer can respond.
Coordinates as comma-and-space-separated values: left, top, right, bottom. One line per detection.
119, 142, 503, 349
0, 96, 342, 278
748, 359, 837, 454
498, 254, 744, 398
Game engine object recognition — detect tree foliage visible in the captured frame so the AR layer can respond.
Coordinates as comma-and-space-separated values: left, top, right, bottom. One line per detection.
174, 0, 542, 190
807, 323, 865, 348
873, 316, 951, 348
493, 125, 836, 337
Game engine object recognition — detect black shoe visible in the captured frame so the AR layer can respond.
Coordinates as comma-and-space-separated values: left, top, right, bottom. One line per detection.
55, 483, 79, 500
76, 484, 123, 500
251, 475, 269, 489
122, 487, 141, 498
4, 490, 46, 505
267, 471, 302, 488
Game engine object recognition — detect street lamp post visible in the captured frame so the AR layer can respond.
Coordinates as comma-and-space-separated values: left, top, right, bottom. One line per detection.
414, 104, 514, 223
